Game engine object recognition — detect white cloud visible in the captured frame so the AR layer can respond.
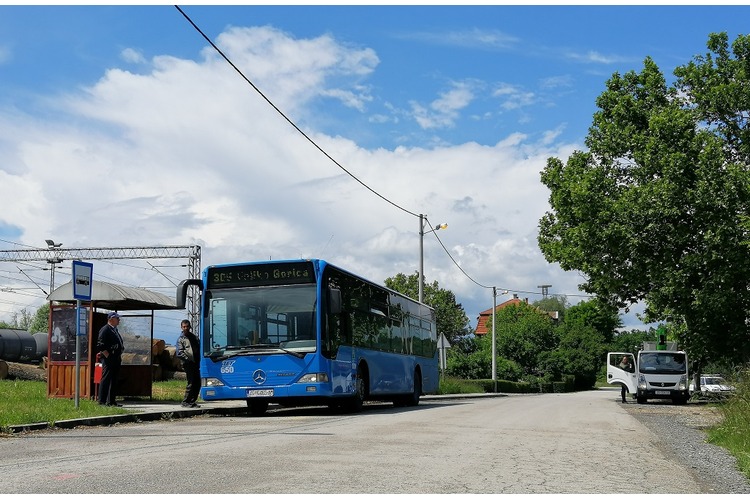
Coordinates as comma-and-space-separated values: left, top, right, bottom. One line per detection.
409, 81, 476, 130
120, 47, 146, 64
397, 28, 519, 51
564, 50, 631, 65
0, 23, 589, 330
0, 44, 11, 65
492, 82, 535, 110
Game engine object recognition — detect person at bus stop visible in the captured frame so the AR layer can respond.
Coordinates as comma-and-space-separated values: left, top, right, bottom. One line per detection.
96, 311, 125, 407
618, 355, 633, 403
177, 319, 201, 408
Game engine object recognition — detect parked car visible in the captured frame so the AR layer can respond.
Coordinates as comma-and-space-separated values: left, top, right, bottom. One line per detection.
689, 374, 736, 395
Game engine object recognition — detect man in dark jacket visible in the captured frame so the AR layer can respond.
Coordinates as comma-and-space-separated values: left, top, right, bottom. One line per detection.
97, 312, 125, 406
176, 319, 201, 408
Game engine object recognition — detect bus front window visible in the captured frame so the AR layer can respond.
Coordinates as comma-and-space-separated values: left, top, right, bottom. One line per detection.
206, 284, 317, 354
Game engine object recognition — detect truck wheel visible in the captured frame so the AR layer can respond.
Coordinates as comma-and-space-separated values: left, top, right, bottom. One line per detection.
636, 396, 646, 404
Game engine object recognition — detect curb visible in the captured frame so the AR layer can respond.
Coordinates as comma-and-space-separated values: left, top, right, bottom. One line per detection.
4, 392, 506, 434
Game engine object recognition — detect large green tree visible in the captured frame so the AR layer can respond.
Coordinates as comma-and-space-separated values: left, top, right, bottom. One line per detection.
538, 33, 750, 367
384, 271, 472, 345
489, 303, 559, 377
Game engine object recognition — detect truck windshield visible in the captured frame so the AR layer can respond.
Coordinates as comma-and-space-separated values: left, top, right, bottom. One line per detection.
639, 352, 686, 375
205, 284, 317, 355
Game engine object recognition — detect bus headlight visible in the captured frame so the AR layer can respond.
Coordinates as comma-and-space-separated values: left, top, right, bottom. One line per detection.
298, 373, 329, 383
203, 377, 225, 387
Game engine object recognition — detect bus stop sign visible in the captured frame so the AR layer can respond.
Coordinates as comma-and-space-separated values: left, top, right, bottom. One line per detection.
72, 260, 93, 301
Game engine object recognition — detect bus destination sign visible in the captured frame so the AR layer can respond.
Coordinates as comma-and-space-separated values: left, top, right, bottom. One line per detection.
207, 261, 316, 288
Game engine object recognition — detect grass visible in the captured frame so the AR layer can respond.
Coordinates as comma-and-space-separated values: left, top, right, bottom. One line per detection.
705, 374, 750, 480
438, 376, 485, 394
0, 379, 187, 431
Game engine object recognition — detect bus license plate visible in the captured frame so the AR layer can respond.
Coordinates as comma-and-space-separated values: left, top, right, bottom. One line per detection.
655, 390, 670, 395
247, 389, 274, 397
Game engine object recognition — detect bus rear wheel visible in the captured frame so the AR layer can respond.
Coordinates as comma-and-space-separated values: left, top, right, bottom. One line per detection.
247, 399, 269, 416
395, 369, 422, 407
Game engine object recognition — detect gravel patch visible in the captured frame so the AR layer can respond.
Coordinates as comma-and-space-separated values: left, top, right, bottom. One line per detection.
623, 400, 750, 494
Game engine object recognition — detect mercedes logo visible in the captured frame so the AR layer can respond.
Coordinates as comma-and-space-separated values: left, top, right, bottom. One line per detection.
253, 369, 267, 385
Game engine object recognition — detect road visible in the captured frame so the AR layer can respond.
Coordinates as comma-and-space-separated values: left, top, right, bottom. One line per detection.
0, 389, 713, 493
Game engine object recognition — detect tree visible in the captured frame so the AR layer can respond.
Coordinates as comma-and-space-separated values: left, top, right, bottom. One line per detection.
563, 299, 622, 345
538, 33, 750, 367
29, 303, 50, 333
532, 295, 569, 323
11, 308, 33, 331
384, 272, 472, 345
488, 303, 559, 377
610, 328, 660, 355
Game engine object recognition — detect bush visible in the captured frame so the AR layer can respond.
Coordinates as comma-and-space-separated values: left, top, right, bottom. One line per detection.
706, 366, 750, 480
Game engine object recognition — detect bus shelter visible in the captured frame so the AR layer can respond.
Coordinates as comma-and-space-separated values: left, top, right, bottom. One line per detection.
46, 281, 178, 400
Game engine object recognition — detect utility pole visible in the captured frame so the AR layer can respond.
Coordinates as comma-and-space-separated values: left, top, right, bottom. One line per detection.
538, 284, 552, 298
45, 239, 63, 295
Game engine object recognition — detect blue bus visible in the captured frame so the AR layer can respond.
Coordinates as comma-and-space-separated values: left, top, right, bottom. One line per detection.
176, 259, 439, 415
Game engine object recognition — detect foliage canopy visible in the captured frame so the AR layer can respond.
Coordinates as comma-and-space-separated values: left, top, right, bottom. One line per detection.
538, 33, 750, 366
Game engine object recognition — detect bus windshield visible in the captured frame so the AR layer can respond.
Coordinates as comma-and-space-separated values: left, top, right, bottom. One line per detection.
206, 284, 317, 355
639, 352, 686, 375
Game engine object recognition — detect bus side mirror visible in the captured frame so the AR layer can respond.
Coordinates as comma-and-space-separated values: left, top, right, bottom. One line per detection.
176, 279, 204, 309
328, 288, 342, 315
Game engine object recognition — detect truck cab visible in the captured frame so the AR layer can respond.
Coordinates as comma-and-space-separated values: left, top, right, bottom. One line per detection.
607, 341, 690, 405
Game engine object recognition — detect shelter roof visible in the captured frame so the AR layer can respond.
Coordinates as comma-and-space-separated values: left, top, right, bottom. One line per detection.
47, 280, 177, 311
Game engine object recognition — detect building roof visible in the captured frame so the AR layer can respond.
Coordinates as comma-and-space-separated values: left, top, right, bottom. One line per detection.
475, 298, 526, 335
475, 296, 559, 335
47, 280, 177, 311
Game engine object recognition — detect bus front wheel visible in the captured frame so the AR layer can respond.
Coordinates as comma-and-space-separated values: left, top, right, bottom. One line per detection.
247, 399, 269, 416
348, 365, 368, 412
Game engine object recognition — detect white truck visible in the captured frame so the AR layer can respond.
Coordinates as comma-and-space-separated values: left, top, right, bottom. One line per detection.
607, 341, 690, 405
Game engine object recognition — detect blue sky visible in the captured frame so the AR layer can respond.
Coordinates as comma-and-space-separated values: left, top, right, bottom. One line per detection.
0, 4, 748, 344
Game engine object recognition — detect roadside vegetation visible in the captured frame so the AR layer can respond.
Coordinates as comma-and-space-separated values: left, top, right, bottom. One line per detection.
0, 379, 186, 431
706, 370, 750, 479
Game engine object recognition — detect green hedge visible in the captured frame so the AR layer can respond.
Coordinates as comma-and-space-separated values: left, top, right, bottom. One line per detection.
466, 375, 577, 394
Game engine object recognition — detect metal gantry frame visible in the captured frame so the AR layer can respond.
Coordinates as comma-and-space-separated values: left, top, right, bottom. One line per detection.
0, 245, 202, 328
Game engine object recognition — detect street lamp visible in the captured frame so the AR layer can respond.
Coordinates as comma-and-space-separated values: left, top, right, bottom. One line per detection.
418, 214, 447, 303
45, 239, 63, 295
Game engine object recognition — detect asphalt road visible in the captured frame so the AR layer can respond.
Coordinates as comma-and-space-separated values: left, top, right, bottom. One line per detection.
0, 389, 719, 493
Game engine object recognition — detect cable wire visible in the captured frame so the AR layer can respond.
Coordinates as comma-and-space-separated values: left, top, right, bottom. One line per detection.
174, 5, 418, 219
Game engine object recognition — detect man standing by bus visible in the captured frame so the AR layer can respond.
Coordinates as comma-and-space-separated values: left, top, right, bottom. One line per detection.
177, 319, 201, 408
97, 312, 125, 406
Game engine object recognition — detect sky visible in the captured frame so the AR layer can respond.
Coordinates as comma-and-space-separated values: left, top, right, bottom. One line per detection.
0, 3, 748, 345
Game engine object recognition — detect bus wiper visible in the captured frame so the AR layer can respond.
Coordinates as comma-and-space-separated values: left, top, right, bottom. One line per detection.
210, 349, 254, 362
277, 346, 306, 359
253, 343, 306, 359
210, 344, 306, 360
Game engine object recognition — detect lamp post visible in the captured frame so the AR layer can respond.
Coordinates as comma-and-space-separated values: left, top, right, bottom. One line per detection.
45, 239, 63, 295
418, 214, 447, 303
